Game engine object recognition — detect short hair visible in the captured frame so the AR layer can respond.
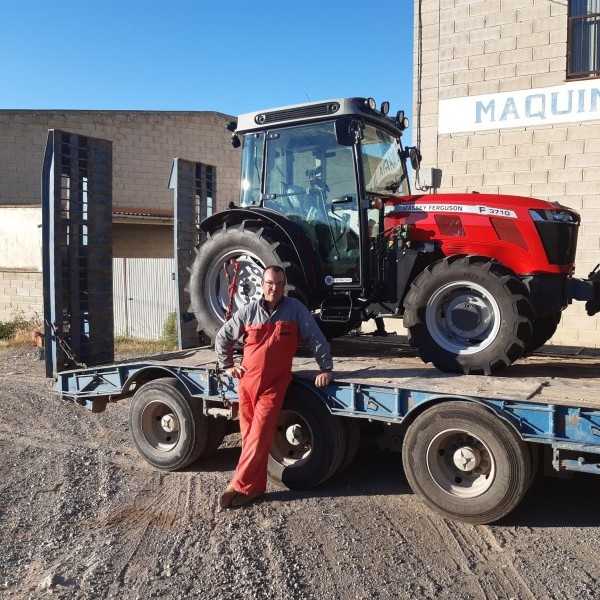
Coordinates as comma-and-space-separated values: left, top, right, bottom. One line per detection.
262, 265, 286, 281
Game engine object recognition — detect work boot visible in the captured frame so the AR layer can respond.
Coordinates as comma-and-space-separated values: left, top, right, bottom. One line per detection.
219, 485, 238, 509
230, 490, 264, 508
372, 317, 388, 337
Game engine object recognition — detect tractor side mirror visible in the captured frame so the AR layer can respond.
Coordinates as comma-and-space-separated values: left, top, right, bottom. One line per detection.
409, 146, 422, 171
335, 117, 363, 146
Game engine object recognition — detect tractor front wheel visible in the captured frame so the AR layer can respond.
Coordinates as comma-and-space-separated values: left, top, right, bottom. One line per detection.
524, 312, 562, 355
403, 255, 533, 375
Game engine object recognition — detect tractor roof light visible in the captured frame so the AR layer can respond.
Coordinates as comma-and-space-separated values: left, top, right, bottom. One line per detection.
364, 98, 376, 110
396, 110, 409, 130
380, 101, 390, 115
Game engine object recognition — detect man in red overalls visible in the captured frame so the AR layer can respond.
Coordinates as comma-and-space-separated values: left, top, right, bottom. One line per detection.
215, 265, 333, 508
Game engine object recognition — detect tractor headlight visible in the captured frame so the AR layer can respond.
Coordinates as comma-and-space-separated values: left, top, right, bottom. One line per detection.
529, 209, 579, 224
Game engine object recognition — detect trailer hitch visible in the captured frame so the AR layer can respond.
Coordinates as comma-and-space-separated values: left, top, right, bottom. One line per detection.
585, 263, 600, 316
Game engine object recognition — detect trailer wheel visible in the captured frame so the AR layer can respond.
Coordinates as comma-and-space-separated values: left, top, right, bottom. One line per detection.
130, 377, 211, 471
268, 383, 345, 490
187, 222, 306, 343
402, 401, 531, 524
403, 255, 533, 374
338, 417, 361, 472
524, 312, 561, 355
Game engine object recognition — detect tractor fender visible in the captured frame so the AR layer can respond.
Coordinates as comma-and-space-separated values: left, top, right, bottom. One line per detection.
200, 207, 319, 288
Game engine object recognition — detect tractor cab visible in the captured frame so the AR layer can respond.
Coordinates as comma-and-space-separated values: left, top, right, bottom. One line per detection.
190, 98, 417, 344
234, 98, 413, 293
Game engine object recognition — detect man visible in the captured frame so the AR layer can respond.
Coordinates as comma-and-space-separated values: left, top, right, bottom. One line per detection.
215, 265, 333, 509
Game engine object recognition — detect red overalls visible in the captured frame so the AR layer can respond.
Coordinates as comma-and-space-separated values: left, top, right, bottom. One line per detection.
231, 320, 299, 495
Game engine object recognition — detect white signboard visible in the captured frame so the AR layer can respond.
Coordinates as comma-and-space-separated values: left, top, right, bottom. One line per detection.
439, 80, 600, 134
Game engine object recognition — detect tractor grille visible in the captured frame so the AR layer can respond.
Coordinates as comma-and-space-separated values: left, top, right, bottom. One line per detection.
534, 221, 579, 265
255, 102, 340, 125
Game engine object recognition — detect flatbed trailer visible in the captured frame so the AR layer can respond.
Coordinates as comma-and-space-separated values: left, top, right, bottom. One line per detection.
41, 129, 600, 525
52, 337, 600, 524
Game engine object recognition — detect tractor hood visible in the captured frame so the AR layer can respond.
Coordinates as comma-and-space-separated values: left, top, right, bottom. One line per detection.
385, 193, 580, 223
384, 193, 580, 276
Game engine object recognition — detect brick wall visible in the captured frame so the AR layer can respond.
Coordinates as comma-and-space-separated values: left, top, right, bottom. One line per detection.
414, 0, 600, 348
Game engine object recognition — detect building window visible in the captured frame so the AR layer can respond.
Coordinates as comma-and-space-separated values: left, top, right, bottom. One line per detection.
568, 0, 600, 78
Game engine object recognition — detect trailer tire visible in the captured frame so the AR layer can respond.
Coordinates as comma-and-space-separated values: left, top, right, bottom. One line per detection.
129, 377, 209, 471
403, 255, 533, 374
187, 222, 306, 343
268, 383, 345, 490
402, 401, 531, 524
338, 417, 361, 472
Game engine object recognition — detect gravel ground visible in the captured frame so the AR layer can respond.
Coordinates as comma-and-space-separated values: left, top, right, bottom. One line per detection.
2, 345, 600, 599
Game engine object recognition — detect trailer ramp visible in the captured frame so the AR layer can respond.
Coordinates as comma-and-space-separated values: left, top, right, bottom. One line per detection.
42, 130, 113, 378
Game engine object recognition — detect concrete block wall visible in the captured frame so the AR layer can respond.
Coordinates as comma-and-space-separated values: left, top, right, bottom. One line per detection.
0, 110, 239, 214
0, 110, 240, 322
0, 269, 43, 325
414, 0, 600, 348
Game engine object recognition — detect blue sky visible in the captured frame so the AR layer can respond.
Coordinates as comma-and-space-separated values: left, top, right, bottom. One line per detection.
1, 1, 414, 123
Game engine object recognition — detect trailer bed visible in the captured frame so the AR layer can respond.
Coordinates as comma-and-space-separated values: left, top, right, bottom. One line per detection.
108, 334, 600, 409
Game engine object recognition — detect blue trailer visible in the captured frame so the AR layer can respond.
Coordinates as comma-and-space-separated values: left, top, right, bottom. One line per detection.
42, 130, 600, 525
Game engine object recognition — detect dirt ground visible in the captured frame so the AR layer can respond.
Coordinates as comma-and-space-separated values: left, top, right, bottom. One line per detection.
2, 344, 600, 600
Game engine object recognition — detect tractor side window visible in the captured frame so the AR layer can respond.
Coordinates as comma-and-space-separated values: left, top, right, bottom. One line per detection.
361, 126, 408, 197
240, 132, 264, 206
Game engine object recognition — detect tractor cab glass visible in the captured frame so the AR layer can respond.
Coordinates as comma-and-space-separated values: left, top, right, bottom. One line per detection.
260, 122, 361, 286
359, 124, 409, 251
360, 124, 408, 197
240, 132, 264, 206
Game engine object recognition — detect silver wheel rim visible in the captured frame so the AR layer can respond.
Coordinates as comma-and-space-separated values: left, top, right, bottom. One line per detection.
271, 409, 313, 467
426, 280, 501, 355
426, 428, 495, 498
140, 400, 180, 452
206, 249, 266, 322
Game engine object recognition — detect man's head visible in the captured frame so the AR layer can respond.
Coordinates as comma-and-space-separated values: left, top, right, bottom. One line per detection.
261, 265, 286, 306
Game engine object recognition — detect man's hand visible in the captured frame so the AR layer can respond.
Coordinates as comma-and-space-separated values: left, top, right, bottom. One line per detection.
314, 371, 332, 388
225, 365, 246, 379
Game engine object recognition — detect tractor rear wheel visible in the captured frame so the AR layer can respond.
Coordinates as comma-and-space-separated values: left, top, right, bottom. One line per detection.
187, 222, 306, 343
403, 255, 533, 375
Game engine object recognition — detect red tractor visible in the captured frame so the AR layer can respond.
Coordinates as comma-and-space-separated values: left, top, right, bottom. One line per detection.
187, 97, 599, 374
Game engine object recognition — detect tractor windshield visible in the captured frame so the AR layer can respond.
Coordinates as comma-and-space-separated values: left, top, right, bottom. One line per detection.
259, 121, 361, 286
360, 125, 409, 197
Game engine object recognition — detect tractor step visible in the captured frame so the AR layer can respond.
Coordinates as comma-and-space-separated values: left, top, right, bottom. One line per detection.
319, 293, 353, 323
